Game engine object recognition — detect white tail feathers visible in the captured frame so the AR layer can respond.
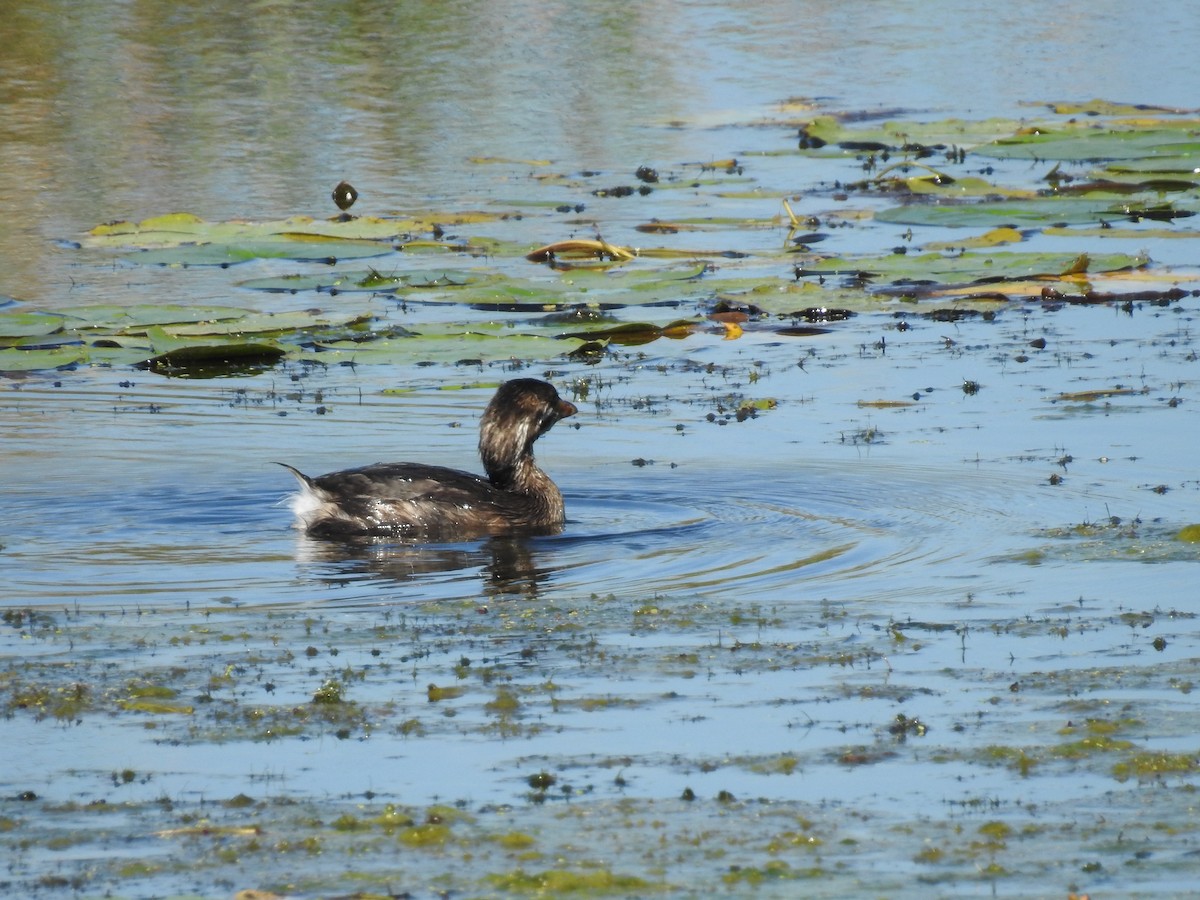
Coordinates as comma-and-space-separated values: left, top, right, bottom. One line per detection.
275, 463, 325, 531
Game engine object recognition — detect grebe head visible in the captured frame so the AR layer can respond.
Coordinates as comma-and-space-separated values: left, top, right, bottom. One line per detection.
478, 379, 576, 487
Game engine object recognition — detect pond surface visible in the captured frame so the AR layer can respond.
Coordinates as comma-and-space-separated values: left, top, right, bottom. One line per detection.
3, 2, 1200, 898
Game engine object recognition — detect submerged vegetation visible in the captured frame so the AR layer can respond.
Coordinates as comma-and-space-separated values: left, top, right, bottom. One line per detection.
1, 586, 1195, 897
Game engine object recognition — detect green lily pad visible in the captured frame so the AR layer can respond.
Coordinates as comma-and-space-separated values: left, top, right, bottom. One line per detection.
141, 348, 285, 376
560, 319, 699, 346
84, 214, 448, 267
236, 268, 482, 294
1043, 100, 1195, 117
520, 262, 710, 309
457, 280, 598, 311
895, 175, 1033, 199
874, 198, 1198, 228
794, 251, 1146, 285
127, 239, 394, 267
87, 213, 415, 247
138, 337, 287, 377
796, 115, 1020, 155
797, 113, 1200, 164
1044, 225, 1200, 240
976, 125, 1200, 162
237, 263, 716, 312
87, 212, 210, 242
0, 311, 66, 339
63, 305, 249, 332
711, 281, 882, 316
1107, 158, 1200, 176
0, 345, 86, 371
163, 310, 375, 338
301, 323, 581, 366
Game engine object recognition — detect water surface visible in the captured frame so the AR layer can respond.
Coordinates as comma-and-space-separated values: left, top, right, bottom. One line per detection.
3, 2, 1200, 897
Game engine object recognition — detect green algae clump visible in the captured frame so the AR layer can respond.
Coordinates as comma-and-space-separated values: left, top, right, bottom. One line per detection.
486, 868, 664, 893
1175, 524, 1200, 543
1113, 751, 1200, 782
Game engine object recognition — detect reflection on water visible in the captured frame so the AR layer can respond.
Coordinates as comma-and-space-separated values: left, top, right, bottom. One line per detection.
293, 531, 556, 602
4, 0, 1200, 304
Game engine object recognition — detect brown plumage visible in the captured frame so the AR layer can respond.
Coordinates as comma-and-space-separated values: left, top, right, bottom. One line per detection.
279, 379, 576, 539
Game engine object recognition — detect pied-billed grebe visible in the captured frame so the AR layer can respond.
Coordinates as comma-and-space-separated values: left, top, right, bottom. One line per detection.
279, 378, 577, 538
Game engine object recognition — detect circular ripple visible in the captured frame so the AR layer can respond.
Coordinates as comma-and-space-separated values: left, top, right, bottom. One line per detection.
0, 460, 1117, 611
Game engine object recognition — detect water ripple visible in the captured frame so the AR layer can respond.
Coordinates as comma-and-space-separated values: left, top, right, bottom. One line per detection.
0, 457, 1108, 611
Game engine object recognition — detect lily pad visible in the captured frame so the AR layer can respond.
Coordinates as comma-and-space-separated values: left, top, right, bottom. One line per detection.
87, 213, 415, 247
560, 320, 699, 346
138, 340, 286, 377
300, 322, 582, 366
976, 125, 1200, 162
64, 305, 250, 332
0, 311, 66, 340
1043, 100, 1195, 117
875, 197, 1199, 228
236, 269, 481, 294
83, 214, 470, 267
0, 345, 86, 371
924, 227, 1027, 250
796, 115, 1021, 155
794, 251, 1146, 285
1043, 225, 1200, 241
1107, 158, 1200, 176
162, 310, 374, 338
126, 239, 394, 267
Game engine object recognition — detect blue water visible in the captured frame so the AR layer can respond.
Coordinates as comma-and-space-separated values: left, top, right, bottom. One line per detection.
3, 2, 1200, 896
